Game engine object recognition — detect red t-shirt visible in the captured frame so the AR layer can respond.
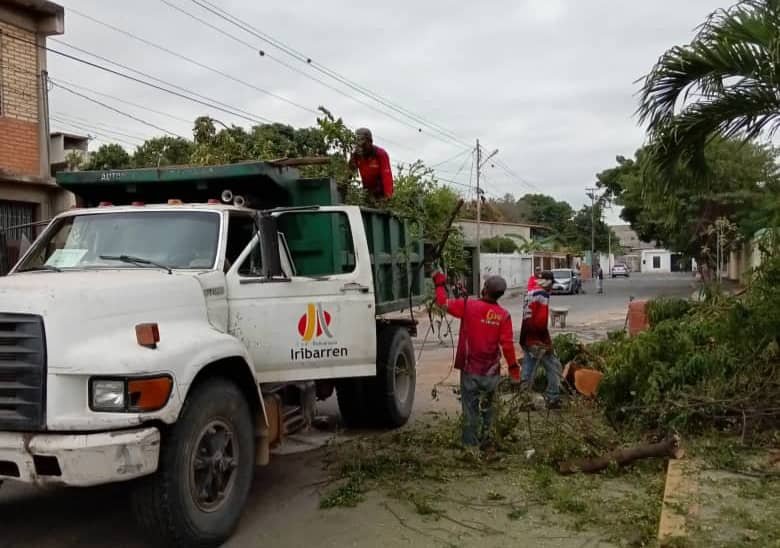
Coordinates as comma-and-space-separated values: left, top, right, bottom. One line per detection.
435, 285, 517, 376
520, 288, 552, 348
354, 146, 393, 198
527, 275, 540, 291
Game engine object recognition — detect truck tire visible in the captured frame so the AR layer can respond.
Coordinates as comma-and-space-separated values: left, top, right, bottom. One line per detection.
336, 377, 370, 428
131, 379, 255, 548
372, 326, 416, 428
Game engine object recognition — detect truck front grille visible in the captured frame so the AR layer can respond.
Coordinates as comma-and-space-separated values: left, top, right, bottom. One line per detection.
0, 314, 46, 431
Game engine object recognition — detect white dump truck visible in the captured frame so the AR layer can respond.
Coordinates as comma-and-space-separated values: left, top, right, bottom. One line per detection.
0, 161, 423, 547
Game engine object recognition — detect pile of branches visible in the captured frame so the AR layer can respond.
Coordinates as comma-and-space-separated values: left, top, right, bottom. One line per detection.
594, 249, 780, 434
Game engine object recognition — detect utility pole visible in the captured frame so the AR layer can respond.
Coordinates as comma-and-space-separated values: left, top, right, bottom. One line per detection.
474, 139, 498, 289
476, 139, 482, 270
585, 187, 598, 270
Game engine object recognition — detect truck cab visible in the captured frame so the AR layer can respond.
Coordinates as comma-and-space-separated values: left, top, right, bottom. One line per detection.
0, 162, 421, 547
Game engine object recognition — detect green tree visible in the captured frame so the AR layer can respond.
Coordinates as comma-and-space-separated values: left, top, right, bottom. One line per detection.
596, 138, 780, 273
389, 161, 467, 273
191, 116, 253, 166
638, 0, 780, 175
480, 236, 519, 253
460, 199, 504, 222
83, 143, 132, 170
515, 193, 574, 229
132, 136, 194, 168
560, 204, 614, 254
492, 193, 522, 223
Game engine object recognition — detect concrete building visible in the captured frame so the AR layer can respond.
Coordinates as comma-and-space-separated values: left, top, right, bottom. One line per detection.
49, 131, 89, 174
726, 228, 773, 284
641, 249, 672, 273
611, 224, 657, 272
0, 0, 67, 273
457, 219, 539, 246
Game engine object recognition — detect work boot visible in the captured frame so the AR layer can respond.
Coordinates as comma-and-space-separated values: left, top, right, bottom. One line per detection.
546, 398, 562, 410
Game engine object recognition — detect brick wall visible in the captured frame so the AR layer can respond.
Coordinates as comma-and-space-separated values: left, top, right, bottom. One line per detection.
0, 116, 38, 175
0, 21, 39, 122
0, 20, 40, 176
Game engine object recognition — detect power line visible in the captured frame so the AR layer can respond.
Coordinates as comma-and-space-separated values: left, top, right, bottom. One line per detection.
172, 0, 470, 150
49, 77, 192, 124
429, 148, 473, 169
158, 0, 468, 151
50, 38, 272, 124
51, 112, 148, 142
51, 81, 186, 138
50, 118, 139, 148
190, 0, 470, 147
490, 158, 542, 192
67, 7, 320, 117
2, 32, 273, 127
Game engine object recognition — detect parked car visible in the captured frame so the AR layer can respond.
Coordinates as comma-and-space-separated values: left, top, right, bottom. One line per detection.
551, 268, 581, 294
611, 263, 630, 278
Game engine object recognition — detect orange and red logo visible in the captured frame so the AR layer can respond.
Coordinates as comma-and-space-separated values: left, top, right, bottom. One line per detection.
298, 303, 333, 342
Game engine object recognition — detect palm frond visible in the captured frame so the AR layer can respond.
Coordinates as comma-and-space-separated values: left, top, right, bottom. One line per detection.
638, 0, 780, 133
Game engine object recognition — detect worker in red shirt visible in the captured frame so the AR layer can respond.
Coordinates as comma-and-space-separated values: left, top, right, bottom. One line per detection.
348, 128, 394, 199
526, 265, 542, 291
520, 270, 563, 408
433, 271, 520, 449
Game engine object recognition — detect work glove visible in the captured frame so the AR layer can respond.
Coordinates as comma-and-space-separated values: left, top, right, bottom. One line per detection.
432, 271, 447, 287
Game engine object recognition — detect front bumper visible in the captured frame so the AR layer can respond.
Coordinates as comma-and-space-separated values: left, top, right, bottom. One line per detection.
0, 426, 160, 486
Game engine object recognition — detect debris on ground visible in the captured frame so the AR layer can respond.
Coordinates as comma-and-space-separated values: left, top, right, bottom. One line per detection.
318, 247, 780, 545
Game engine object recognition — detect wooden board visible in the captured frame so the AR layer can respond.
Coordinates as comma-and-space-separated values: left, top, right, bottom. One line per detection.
658, 459, 699, 544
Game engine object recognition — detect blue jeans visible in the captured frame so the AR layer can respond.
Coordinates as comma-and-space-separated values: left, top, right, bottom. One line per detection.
460, 372, 501, 447
521, 346, 562, 403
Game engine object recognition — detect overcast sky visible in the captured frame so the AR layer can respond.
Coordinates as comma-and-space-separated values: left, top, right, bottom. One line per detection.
48, 0, 728, 221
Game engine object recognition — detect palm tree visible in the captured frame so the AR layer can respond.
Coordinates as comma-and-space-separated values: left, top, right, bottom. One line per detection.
638, 0, 780, 175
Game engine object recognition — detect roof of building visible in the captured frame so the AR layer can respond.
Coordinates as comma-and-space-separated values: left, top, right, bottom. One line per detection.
50, 131, 89, 141
2, 0, 64, 36
457, 218, 549, 230
5, 0, 63, 17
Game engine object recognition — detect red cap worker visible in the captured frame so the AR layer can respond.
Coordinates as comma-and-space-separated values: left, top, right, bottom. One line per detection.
433, 271, 520, 450
348, 128, 394, 199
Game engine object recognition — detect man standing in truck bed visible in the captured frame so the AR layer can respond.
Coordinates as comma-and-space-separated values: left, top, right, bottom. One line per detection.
433, 271, 520, 450
348, 128, 394, 200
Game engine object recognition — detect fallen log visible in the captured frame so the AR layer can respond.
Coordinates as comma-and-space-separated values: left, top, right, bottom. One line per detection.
559, 435, 683, 475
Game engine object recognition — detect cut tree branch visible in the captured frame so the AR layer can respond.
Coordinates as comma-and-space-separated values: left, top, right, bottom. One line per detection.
559, 435, 683, 475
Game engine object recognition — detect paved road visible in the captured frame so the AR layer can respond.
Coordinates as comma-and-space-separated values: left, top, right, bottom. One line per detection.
0, 272, 697, 548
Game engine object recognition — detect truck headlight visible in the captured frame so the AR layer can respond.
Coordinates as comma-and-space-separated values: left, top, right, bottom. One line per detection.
90, 376, 173, 412
91, 379, 126, 411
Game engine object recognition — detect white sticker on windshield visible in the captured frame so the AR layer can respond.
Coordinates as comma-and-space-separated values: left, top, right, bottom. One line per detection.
46, 249, 87, 268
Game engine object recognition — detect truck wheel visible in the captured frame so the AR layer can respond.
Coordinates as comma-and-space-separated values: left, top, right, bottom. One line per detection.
372, 326, 416, 428
131, 379, 255, 548
336, 378, 370, 428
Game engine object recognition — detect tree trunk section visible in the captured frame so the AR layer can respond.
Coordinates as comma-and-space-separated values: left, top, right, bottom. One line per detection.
559, 435, 682, 475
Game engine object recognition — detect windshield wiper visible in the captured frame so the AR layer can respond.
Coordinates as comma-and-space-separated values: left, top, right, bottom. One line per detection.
100, 255, 172, 274
18, 264, 62, 273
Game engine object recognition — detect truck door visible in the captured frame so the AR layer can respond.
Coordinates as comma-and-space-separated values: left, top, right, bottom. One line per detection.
224, 207, 377, 383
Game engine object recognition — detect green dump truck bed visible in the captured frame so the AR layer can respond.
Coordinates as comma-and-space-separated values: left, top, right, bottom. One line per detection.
55, 161, 423, 315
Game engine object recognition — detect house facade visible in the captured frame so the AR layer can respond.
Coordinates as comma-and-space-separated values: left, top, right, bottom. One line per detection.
0, 0, 67, 273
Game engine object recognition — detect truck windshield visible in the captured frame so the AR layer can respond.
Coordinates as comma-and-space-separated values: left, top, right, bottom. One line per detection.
16, 210, 221, 271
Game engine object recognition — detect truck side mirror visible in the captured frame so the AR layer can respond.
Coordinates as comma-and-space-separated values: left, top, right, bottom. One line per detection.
257, 213, 284, 279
